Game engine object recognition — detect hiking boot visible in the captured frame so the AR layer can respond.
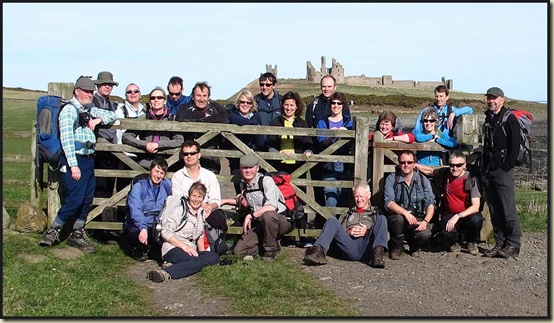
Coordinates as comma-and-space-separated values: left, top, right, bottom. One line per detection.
147, 269, 171, 283
303, 245, 327, 266
410, 248, 421, 258
132, 247, 148, 262
483, 244, 502, 258
67, 228, 96, 253
497, 245, 520, 259
389, 248, 402, 260
370, 246, 385, 268
39, 226, 62, 247
450, 242, 462, 253
467, 242, 479, 255
261, 250, 278, 261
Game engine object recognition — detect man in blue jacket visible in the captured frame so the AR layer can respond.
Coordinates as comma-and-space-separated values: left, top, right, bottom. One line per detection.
121, 157, 172, 261
166, 76, 192, 119
254, 72, 282, 149
412, 85, 473, 138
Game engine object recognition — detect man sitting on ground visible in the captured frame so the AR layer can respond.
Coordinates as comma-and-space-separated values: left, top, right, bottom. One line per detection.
303, 182, 388, 268
416, 151, 484, 255
120, 157, 172, 261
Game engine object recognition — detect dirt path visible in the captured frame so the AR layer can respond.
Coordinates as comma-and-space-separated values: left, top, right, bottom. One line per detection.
126, 231, 547, 317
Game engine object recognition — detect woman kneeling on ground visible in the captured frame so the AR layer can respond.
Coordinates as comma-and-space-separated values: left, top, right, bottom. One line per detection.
147, 182, 219, 282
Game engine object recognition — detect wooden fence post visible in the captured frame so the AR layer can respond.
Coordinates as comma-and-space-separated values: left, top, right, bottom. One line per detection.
45, 82, 74, 224
353, 116, 370, 185
30, 125, 41, 209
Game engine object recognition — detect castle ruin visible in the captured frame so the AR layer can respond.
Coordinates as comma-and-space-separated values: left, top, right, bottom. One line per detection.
305, 56, 453, 89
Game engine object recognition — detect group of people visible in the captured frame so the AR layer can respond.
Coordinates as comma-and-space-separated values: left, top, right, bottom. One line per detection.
38, 71, 522, 283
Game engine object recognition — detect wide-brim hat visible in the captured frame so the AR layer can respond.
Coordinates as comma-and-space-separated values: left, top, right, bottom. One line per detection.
94, 71, 119, 86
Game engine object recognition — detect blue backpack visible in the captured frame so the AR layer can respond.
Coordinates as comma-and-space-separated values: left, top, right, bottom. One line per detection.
36, 95, 70, 165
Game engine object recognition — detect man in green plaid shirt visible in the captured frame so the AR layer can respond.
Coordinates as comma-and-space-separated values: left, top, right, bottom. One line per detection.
39, 76, 116, 253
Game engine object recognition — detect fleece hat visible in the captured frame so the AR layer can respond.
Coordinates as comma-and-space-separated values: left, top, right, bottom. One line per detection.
74, 76, 96, 91
240, 153, 259, 167
485, 87, 504, 97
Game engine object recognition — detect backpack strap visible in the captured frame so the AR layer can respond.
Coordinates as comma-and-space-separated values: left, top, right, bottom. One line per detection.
176, 196, 190, 231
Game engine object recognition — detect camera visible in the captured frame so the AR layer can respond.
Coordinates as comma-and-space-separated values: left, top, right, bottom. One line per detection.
78, 111, 92, 127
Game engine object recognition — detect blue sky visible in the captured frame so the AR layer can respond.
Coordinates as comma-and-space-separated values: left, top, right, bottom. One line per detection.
3, 3, 548, 102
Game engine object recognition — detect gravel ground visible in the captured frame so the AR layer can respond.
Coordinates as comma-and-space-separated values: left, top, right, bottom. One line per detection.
126, 231, 548, 317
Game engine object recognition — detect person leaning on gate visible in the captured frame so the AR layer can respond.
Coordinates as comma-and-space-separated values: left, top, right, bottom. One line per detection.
174, 81, 229, 174
39, 75, 116, 253
481, 87, 521, 259
120, 157, 172, 262
220, 153, 291, 261
303, 182, 388, 269
122, 87, 184, 170
383, 150, 435, 260
416, 151, 484, 255
253, 72, 282, 149
147, 182, 220, 283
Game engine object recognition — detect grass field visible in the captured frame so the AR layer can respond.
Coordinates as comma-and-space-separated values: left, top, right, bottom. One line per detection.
2, 86, 548, 317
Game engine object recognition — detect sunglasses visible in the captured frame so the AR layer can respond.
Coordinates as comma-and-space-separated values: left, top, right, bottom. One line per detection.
423, 119, 437, 123
259, 83, 274, 87
399, 161, 415, 165
331, 101, 343, 105
449, 162, 465, 168
182, 151, 199, 157
239, 100, 253, 104
169, 92, 181, 97
150, 96, 165, 100
126, 89, 140, 94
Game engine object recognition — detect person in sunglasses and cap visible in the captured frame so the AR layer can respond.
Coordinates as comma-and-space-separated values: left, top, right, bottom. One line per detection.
383, 150, 435, 260
39, 75, 116, 253
416, 151, 484, 255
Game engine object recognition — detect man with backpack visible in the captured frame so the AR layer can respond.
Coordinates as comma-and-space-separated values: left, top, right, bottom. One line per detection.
383, 150, 436, 260
121, 157, 172, 261
416, 151, 484, 255
481, 87, 522, 259
221, 153, 291, 261
303, 182, 388, 268
39, 76, 116, 253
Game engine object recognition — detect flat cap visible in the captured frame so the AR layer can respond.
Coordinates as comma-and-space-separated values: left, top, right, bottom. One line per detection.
485, 87, 504, 97
240, 153, 259, 167
74, 76, 96, 91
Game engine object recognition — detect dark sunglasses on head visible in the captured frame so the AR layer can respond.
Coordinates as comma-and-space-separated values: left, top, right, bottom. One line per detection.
150, 96, 165, 100
169, 92, 181, 96
239, 100, 252, 104
449, 162, 465, 168
423, 119, 436, 123
331, 101, 343, 105
399, 160, 414, 165
182, 151, 199, 157
259, 83, 274, 87
126, 90, 140, 94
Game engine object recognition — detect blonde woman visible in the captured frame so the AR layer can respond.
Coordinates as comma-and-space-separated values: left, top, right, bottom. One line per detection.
414, 107, 457, 166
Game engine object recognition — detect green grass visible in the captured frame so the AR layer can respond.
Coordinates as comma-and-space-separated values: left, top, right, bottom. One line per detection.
2, 231, 160, 317
515, 188, 548, 232
196, 254, 356, 316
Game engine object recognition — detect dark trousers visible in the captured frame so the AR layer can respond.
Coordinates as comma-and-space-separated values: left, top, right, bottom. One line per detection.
314, 215, 388, 261
485, 168, 521, 248
440, 212, 484, 244
55, 155, 95, 226
163, 248, 219, 279
233, 211, 291, 256
386, 213, 432, 249
121, 222, 159, 256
